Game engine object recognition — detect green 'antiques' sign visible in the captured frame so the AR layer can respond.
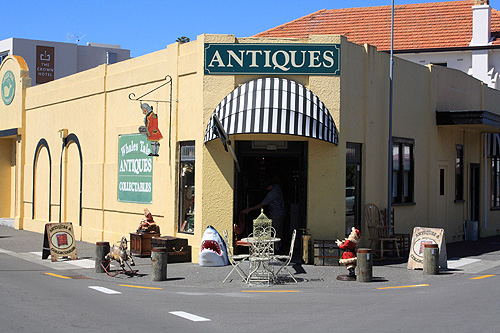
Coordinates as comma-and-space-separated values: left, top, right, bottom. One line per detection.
117, 134, 153, 204
204, 43, 340, 75
2, 70, 15, 105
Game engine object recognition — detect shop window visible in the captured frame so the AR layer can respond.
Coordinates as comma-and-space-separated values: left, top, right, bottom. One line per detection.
392, 137, 414, 204
179, 142, 195, 233
492, 157, 500, 209
455, 144, 464, 202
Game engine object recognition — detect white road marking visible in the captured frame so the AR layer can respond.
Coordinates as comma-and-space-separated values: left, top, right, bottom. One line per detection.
0, 249, 95, 270
169, 311, 211, 322
447, 258, 481, 269
88, 286, 121, 295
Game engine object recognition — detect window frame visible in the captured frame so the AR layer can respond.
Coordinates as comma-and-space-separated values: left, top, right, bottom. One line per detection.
455, 144, 464, 202
392, 137, 415, 205
491, 156, 500, 209
178, 141, 195, 234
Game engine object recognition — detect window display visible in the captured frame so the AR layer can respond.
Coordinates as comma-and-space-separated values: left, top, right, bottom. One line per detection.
179, 142, 195, 233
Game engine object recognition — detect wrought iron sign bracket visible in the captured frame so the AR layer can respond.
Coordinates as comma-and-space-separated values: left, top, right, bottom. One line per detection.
128, 75, 173, 103
129, 75, 174, 163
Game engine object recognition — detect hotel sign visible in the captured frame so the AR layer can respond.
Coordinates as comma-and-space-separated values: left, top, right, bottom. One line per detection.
36, 45, 55, 84
204, 43, 340, 75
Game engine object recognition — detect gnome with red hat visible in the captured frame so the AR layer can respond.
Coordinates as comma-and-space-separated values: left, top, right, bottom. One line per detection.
336, 227, 361, 277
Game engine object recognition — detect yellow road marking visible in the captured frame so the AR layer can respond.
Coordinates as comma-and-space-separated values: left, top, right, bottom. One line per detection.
119, 284, 163, 290
241, 290, 300, 293
44, 272, 71, 279
470, 275, 495, 280
377, 284, 429, 290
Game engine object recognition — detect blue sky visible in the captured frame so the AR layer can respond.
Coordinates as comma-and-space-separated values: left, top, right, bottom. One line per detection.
3, 0, 499, 57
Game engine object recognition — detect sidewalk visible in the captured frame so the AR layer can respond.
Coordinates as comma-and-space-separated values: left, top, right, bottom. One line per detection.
1, 224, 499, 289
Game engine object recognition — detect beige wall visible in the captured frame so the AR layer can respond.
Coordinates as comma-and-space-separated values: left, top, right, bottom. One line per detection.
3, 33, 500, 262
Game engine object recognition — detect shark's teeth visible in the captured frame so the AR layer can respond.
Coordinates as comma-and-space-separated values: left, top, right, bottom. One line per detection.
201, 240, 221, 255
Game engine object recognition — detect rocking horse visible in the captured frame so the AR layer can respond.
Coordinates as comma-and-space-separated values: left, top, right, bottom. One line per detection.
101, 236, 138, 277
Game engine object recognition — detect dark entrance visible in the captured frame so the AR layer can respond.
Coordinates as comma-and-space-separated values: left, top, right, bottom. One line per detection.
234, 141, 307, 251
346, 142, 362, 236
470, 163, 480, 222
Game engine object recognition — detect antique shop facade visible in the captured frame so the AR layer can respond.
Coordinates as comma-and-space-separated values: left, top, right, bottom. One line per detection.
2, 34, 500, 262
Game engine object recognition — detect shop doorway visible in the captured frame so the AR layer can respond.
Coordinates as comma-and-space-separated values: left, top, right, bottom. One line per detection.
346, 143, 362, 236
234, 141, 307, 251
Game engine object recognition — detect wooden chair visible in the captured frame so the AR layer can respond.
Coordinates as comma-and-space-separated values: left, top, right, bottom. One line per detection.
365, 203, 401, 259
380, 207, 410, 256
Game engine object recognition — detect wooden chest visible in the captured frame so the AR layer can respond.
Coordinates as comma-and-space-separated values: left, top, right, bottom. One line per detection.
130, 232, 160, 257
151, 236, 191, 263
314, 240, 340, 266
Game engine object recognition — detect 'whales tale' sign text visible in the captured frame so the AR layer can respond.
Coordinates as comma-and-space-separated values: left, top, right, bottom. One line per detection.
204, 43, 340, 75
118, 134, 153, 204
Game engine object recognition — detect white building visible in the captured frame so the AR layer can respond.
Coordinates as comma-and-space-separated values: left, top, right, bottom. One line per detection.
0, 38, 130, 85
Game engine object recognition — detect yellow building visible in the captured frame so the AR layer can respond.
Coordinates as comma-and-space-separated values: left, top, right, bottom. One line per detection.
2, 34, 500, 262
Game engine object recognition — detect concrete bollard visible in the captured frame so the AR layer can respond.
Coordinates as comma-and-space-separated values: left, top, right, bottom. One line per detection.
423, 243, 439, 275
151, 247, 168, 281
356, 248, 373, 282
95, 242, 110, 273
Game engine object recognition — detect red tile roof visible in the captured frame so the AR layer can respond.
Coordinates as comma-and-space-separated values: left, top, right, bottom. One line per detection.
254, 1, 500, 51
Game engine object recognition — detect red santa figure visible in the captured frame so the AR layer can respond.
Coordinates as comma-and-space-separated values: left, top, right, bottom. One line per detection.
139, 103, 163, 156
137, 208, 157, 233
336, 227, 361, 277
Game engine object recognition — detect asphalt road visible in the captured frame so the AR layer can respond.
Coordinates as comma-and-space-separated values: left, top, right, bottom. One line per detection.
1, 251, 499, 332
1, 224, 500, 332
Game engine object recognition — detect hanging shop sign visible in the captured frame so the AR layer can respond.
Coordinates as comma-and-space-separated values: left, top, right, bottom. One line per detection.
204, 43, 340, 75
36, 45, 55, 84
117, 133, 153, 204
407, 227, 448, 270
42, 222, 78, 262
1, 70, 15, 105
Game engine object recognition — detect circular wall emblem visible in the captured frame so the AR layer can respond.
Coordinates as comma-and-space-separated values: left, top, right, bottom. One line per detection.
2, 70, 15, 105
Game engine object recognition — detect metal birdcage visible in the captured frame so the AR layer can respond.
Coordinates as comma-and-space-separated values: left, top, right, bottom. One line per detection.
253, 209, 272, 238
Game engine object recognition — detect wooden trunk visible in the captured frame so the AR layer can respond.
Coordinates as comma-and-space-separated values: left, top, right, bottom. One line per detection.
150, 236, 191, 263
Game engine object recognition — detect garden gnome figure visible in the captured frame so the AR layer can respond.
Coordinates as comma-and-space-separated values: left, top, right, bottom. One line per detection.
139, 103, 163, 156
336, 227, 361, 277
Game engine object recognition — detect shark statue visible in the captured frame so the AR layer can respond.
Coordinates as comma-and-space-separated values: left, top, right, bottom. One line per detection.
199, 225, 229, 266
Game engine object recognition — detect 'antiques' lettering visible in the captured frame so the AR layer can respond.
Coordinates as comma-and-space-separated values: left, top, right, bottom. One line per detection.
204, 44, 340, 75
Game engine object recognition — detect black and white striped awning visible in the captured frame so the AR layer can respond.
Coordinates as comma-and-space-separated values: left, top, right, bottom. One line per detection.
204, 78, 338, 145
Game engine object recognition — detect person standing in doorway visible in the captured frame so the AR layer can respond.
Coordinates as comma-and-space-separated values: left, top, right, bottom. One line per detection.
243, 178, 286, 251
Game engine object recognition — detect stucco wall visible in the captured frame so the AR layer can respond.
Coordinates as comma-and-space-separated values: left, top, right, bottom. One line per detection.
4, 32, 500, 263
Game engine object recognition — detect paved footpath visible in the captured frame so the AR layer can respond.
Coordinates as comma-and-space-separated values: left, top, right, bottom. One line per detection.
1, 224, 499, 289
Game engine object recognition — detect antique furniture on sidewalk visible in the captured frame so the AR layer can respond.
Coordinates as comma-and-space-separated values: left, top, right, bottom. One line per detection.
242, 231, 280, 284
365, 203, 401, 259
222, 230, 250, 283
150, 235, 191, 263
129, 232, 160, 257
380, 207, 411, 256
273, 229, 297, 283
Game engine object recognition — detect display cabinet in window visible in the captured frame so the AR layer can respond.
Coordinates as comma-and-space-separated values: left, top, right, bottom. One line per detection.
179, 142, 195, 233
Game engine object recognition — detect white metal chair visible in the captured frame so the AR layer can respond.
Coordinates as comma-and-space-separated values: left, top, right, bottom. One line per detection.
273, 229, 297, 283
222, 230, 250, 283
